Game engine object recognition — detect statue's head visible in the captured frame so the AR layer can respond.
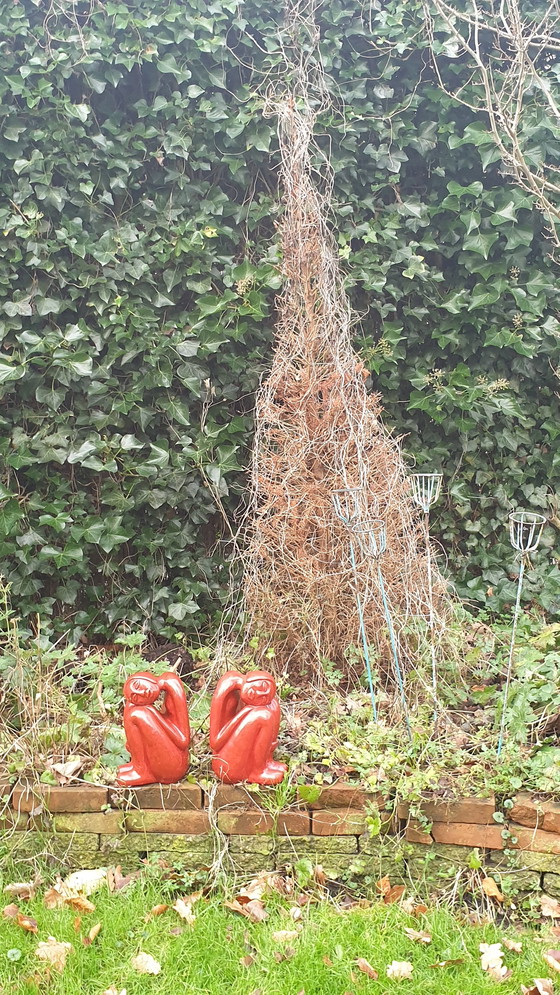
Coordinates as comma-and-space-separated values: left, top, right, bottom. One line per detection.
240, 671, 276, 706
124, 671, 160, 706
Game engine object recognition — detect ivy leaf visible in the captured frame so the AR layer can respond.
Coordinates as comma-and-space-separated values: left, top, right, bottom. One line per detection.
462, 231, 499, 259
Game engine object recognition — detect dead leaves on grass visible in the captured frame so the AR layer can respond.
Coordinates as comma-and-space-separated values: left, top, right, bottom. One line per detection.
522, 982, 554, 995
386, 960, 414, 980
131, 951, 161, 975
543, 951, 560, 974
224, 897, 268, 923
542, 896, 560, 919
479, 942, 512, 982
482, 877, 504, 903
403, 927, 431, 944
35, 937, 73, 972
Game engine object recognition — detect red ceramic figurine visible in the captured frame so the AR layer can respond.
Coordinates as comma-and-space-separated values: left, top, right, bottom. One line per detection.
117, 671, 190, 786
209, 670, 287, 784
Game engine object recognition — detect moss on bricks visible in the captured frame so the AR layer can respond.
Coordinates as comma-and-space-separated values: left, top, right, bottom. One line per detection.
229, 835, 276, 872
2, 831, 103, 870
489, 850, 560, 874
277, 835, 360, 875
543, 874, 560, 898
406, 843, 477, 889
99, 833, 213, 865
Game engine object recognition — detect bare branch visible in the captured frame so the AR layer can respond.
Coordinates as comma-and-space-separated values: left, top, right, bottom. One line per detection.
424, 0, 560, 243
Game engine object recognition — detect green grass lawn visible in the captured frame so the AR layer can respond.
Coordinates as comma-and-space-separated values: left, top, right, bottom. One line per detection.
0, 871, 557, 994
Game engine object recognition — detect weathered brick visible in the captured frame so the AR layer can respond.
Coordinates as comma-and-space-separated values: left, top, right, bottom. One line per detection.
276, 811, 311, 836
297, 783, 369, 809
312, 808, 367, 836
543, 874, 560, 899
542, 802, 560, 835
109, 782, 201, 810
397, 796, 495, 825
0, 783, 13, 804
510, 824, 560, 854
126, 810, 209, 834
405, 818, 433, 845
217, 809, 273, 835
12, 783, 108, 814
53, 811, 124, 834
277, 835, 360, 874
0, 811, 27, 831
279, 835, 359, 857
510, 792, 544, 829
206, 784, 265, 808
430, 822, 504, 849
99, 833, 213, 871
492, 850, 560, 874
229, 834, 275, 871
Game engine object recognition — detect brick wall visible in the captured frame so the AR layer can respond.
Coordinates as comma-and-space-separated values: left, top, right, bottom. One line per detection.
2, 782, 560, 898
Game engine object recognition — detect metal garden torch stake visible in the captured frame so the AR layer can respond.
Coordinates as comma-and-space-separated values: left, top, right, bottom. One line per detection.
352, 518, 412, 740
497, 510, 546, 757
411, 472, 442, 723
332, 488, 377, 720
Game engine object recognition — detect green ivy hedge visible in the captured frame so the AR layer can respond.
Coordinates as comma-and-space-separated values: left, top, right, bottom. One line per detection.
0, 0, 558, 639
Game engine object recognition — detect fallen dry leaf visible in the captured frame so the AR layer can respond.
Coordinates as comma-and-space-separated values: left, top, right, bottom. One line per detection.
73, 916, 82, 932
375, 876, 391, 897
384, 885, 406, 905
173, 897, 196, 925
83, 922, 102, 946
101, 988, 127, 995
17, 913, 38, 934
503, 938, 522, 953
356, 957, 378, 979
482, 877, 504, 902
36, 937, 73, 972
239, 872, 284, 901
521, 982, 554, 995
240, 954, 255, 968
107, 866, 140, 892
290, 906, 303, 921
273, 946, 296, 963
544, 952, 560, 974
480, 942, 511, 981
272, 929, 300, 943
542, 896, 560, 919
386, 960, 414, 980
131, 952, 161, 975
62, 868, 107, 897
148, 904, 169, 917
44, 886, 65, 910
65, 894, 96, 913
49, 758, 84, 784
224, 898, 268, 923
2, 903, 19, 919
4, 876, 41, 900
404, 927, 431, 944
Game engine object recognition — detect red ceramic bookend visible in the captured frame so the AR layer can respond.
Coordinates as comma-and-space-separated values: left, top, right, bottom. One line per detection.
117, 671, 190, 786
209, 670, 287, 785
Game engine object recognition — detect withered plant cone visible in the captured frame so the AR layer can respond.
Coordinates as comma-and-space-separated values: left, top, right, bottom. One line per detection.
242, 5, 452, 683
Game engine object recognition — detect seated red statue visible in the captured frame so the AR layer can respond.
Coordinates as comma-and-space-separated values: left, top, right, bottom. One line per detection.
117, 671, 190, 786
209, 670, 287, 785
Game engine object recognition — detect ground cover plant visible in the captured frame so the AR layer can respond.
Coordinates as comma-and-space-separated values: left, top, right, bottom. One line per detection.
1, 863, 560, 995
2, 568, 560, 804
0, 0, 558, 640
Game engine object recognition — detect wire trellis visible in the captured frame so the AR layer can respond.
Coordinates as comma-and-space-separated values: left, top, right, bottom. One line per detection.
497, 510, 546, 756
352, 517, 412, 740
411, 473, 443, 723
332, 488, 377, 719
